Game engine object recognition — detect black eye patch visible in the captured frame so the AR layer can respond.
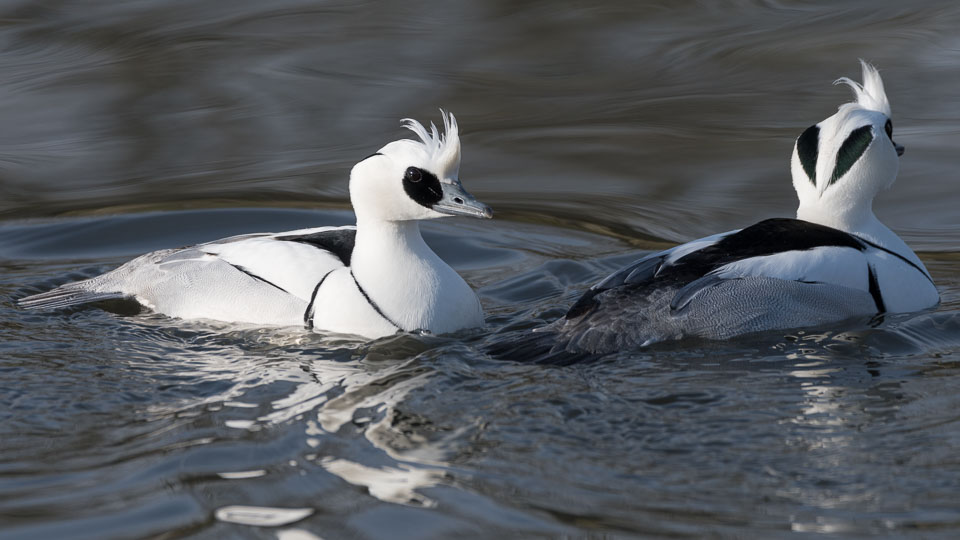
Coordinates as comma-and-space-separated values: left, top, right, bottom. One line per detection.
828, 125, 874, 187
402, 166, 443, 208
884, 119, 893, 139
796, 124, 820, 186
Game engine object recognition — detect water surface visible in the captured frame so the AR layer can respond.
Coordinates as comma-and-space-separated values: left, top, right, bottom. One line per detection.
2, 1, 960, 538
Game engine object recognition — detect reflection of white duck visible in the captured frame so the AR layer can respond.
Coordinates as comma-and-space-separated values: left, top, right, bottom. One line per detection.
547, 61, 939, 353
20, 112, 492, 339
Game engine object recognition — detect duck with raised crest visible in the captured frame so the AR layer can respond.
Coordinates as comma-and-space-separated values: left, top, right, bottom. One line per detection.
19, 111, 492, 339
532, 61, 938, 355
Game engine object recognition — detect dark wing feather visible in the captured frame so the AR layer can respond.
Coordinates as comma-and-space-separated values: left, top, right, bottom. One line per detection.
565, 252, 669, 319
276, 229, 356, 266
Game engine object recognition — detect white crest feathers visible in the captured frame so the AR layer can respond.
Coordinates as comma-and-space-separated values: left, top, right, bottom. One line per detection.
400, 109, 461, 178
833, 59, 891, 117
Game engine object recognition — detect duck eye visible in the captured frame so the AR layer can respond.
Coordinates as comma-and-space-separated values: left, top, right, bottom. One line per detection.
404, 167, 423, 183
402, 167, 444, 209
885, 119, 893, 139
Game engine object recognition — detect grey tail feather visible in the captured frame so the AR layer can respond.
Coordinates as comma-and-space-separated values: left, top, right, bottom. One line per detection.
18, 286, 129, 311
485, 329, 593, 366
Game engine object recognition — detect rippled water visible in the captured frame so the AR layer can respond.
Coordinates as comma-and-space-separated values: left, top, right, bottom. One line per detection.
3, 1, 960, 538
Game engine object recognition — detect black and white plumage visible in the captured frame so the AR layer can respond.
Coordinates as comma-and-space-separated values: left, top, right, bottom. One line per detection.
534, 61, 939, 355
19, 112, 493, 339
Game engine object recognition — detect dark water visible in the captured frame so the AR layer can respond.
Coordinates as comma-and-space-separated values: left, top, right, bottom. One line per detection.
3, 1, 960, 538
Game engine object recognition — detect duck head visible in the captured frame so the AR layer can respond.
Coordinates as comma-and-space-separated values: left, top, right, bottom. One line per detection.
349, 111, 492, 223
792, 60, 904, 232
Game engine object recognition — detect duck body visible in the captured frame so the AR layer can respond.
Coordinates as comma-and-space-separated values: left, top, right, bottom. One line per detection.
19, 112, 490, 339
534, 61, 939, 355
553, 217, 937, 353
20, 226, 347, 327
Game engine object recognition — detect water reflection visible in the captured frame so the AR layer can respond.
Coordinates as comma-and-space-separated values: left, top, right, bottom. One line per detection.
261, 352, 450, 508
97, 321, 458, 526
753, 320, 960, 533
215, 505, 314, 527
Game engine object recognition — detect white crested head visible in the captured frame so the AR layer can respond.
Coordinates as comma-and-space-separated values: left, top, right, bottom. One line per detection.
834, 59, 891, 117
349, 110, 491, 223
399, 110, 461, 181
792, 60, 904, 233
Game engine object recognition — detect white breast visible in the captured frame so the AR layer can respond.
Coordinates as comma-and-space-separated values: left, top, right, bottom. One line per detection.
309, 268, 399, 338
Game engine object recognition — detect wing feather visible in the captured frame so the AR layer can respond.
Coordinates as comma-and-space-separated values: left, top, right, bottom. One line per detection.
18, 225, 358, 326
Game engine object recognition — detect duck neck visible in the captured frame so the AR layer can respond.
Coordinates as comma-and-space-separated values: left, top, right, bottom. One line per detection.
350, 217, 441, 284
797, 202, 917, 263
348, 217, 451, 331
797, 202, 875, 237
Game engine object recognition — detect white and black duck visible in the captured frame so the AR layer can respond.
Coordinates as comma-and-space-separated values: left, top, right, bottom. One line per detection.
527, 61, 938, 355
19, 112, 492, 339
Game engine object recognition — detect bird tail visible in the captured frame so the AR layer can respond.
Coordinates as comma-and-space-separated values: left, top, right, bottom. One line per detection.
18, 283, 128, 311
485, 327, 592, 366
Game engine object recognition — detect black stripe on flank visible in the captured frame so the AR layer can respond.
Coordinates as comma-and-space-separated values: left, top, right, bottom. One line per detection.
867, 264, 885, 313
829, 125, 873, 186
854, 236, 935, 285
229, 262, 288, 293
796, 124, 820, 186
304, 270, 334, 327
402, 166, 443, 209
350, 270, 404, 332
